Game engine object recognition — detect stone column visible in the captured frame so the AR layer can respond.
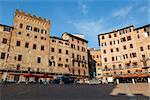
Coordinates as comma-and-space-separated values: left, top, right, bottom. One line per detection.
148, 77, 150, 83
132, 78, 135, 84
116, 79, 119, 84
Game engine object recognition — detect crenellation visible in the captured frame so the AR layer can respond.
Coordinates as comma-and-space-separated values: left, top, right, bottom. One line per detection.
15, 9, 50, 24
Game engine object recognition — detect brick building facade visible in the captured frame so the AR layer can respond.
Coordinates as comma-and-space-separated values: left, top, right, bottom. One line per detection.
98, 24, 150, 83
0, 10, 89, 83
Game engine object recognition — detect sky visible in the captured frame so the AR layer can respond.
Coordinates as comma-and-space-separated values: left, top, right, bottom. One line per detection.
0, 0, 149, 49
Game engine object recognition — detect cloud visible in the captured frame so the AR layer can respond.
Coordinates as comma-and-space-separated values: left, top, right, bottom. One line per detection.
78, 0, 88, 15
68, 18, 109, 48
68, 19, 105, 35
138, 5, 150, 13
112, 6, 133, 17
81, 4, 88, 15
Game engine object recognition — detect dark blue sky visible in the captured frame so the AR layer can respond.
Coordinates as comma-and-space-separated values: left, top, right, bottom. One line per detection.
0, 0, 149, 49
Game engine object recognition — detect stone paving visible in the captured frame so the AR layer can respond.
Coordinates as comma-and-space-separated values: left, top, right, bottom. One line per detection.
0, 83, 150, 100
110, 83, 150, 97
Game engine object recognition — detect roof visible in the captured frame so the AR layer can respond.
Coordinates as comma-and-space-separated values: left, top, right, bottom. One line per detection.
134, 24, 150, 30
89, 48, 100, 51
98, 25, 134, 36
62, 32, 88, 43
50, 36, 69, 41
0, 24, 13, 28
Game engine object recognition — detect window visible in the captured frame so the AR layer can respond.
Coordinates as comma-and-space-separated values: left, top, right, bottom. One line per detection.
83, 56, 85, 60
59, 57, 61, 61
130, 44, 133, 48
110, 49, 113, 52
102, 36, 105, 39
71, 44, 75, 49
105, 66, 108, 70
78, 62, 80, 67
37, 57, 41, 63
41, 46, 44, 51
51, 56, 54, 59
1, 52, 5, 59
121, 37, 126, 42
82, 41, 84, 45
101, 43, 106, 47
114, 41, 115, 45
72, 38, 74, 41
4, 27, 11, 32
116, 48, 119, 52
132, 53, 137, 58
119, 64, 122, 70
113, 65, 116, 70
51, 48, 54, 52
147, 32, 150, 36
18, 55, 22, 61
137, 34, 140, 39
2, 38, 7, 44
77, 55, 79, 59
127, 70, 130, 73
72, 53, 74, 58
72, 69, 74, 74
19, 23, 23, 28
71, 44, 73, 48
66, 50, 68, 54
77, 46, 80, 50
34, 27, 39, 32
116, 56, 118, 61
17, 64, 20, 70
72, 60, 75, 66
117, 40, 119, 44
78, 70, 80, 75
125, 54, 128, 59
18, 32, 22, 35
123, 46, 126, 50
77, 40, 79, 43
119, 30, 124, 35
34, 36, 37, 39
123, 55, 125, 59
127, 36, 131, 41
33, 44, 36, 49
59, 41, 63, 44
104, 58, 107, 62
140, 47, 144, 51
110, 41, 112, 45
59, 49, 62, 53
109, 34, 111, 38
148, 45, 150, 50
142, 55, 145, 59
84, 70, 86, 75
52, 40, 55, 42
114, 34, 117, 37
25, 43, 29, 48
27, 34, 29, 37
112, 57, 115, 61
41, 37, 44, 40
66, 59, 68, 62
97, 55, 99, 58
16, 41, 20, 46
26, 25, 32, 31
41, 29, 47, 34
129, 28, 132, 32
103, 50, 106, 53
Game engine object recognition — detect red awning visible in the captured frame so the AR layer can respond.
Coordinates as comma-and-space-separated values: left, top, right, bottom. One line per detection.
22, 74, 53, 78
114, 73, 150, 78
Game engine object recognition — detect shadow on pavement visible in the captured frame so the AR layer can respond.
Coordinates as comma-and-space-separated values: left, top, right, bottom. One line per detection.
0, 83, 150, 100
